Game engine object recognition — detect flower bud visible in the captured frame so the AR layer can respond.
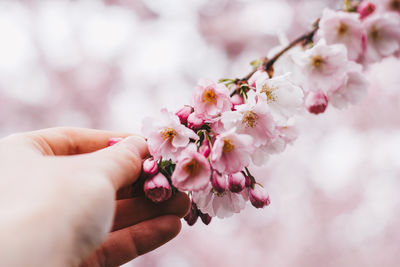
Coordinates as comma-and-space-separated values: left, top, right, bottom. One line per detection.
199, 140, 211, 158
184, 202, 199, 226
357, 1, 376, 20
305, 91, 328, 115
143, 158, 158, 175
175, 106, 193, 124
231, 94, 244, 110
108, 137, 123, 146
144, 173, 172, 203
199, 212, 212, 225
211, 172, 228, 193
249, 185, 270, 209
245, 175, 252, 188
187, 113, 204, 131
228, 172, 246, 193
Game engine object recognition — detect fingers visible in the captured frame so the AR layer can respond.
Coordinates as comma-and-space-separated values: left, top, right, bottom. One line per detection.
112, 192, 190, 231
81, 216, 182, 267
20, 127, 133, 156
76, 136, 149, 190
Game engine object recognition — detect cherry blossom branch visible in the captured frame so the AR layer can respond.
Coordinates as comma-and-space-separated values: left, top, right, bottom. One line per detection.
230, 20, 320, 97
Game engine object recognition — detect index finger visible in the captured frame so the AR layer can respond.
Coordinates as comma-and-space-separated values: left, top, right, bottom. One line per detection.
18, 127, 135, 156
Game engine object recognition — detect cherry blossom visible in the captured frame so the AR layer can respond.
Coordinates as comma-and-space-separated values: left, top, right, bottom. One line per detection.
192, 79, 232, 120
142, 108, 198, 161
316, 9, 366, 60
192, 184, 248, 218
221, 91, 275, 147
210, 128, 254, 174
363, 13, 400, 62
171, 144, 211, 191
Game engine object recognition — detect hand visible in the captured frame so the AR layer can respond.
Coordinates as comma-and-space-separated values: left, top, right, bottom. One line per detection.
0, 127, 190, 267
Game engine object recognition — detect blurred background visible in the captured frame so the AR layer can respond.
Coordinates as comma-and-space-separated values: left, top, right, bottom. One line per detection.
0, 0, 399, 266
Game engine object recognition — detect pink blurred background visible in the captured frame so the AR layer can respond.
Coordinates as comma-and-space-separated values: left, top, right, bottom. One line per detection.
1, 0, 399, 266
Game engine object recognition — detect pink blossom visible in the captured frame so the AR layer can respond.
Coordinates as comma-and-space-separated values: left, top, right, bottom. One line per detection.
143, 158, 158, 175
211, 172, 228, 193
192, 184, 248, 218
251, 124, 298, 166
248, 70, 269, 88
108, 137, 123, 146
210, 128, 254, 174
142, 108, 199, 161
192, 79, 232, 120
144, 173, 172, 203
329, 68, 369, 109
187, 112, 205, 131
292, 39, 349, 93
228, 172, 246, 193
198, 139, 211, 158
357, 1, 376, 19
370, 0, 400, 13
249, 185, 270, 209
175, 106, 193, 124
171, 144, 211, 191
221, 91, 275, 147
255, 73, 304, 122
316, 9, 366, 61
230, 94, 244, 110
305, 90, 329, 114
363, 13, 400, 62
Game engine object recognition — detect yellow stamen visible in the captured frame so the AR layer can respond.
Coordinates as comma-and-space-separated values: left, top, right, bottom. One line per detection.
242, 111, 258, 128
203, 88, 217, 104
184, 159, 200, 176
311, 55, 324, 69
222, 138, 235, 153
261, 84, 277, 103
337, 22, 348, 36
369, 27, 380, 41
160, 128, 176, 141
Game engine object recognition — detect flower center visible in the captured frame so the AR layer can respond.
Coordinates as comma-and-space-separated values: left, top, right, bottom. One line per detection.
390, 0, 400, 11
184, 159, 200, 176
261, 85, 277, 103
222, 138, 235, 153
337, 22, 348, 36
242, 111, 258, 128
369, 27, 380, 41
311, 55, 324, 69
203, 88, 217, 104
160, 128, 176, 141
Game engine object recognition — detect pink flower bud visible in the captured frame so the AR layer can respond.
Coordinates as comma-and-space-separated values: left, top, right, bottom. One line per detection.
231, 94, 244, 110
245, 175, 252, 188
249, 185, 270, 209
228, 172, 246, 193
305, 91, 328, 115
187, 113, 205, 131
199, 212, 212, 225
357, 1, 376, 20
143, 158, 158, 175
199, 140, 211, 158
108, 137, 123, 146
184, 202, 199, 226
144, 173, 172, 203
175, 106, 193, 124
211, 172, 228, 193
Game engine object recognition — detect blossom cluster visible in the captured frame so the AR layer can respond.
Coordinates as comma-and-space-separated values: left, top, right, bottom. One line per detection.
131, 1, 400, 226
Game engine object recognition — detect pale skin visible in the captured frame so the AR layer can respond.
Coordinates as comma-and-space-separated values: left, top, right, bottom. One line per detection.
0, 127, 190, 267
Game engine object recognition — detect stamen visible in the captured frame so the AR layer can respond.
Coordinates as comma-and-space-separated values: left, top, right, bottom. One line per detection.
203, 88, 217, 104
242, 111, 258, 128
160, 128, 176, 141
222, 138, 235, 153
261, 85, 277, 102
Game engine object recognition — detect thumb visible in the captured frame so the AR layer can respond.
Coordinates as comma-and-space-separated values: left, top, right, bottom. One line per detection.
79, 136, 149, 190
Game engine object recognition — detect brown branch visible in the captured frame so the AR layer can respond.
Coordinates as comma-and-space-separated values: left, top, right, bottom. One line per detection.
230, 20, 320, 97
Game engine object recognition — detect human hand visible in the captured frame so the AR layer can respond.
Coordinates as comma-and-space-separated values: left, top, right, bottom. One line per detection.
0, 127, 190, 267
